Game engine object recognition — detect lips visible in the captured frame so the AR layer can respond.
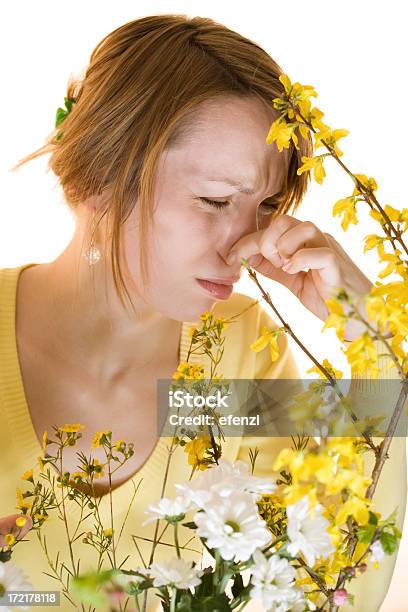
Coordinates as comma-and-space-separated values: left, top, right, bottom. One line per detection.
196, 278, 235, 299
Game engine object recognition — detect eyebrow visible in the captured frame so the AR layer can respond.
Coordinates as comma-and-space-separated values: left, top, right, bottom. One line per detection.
205, 177, 256, 195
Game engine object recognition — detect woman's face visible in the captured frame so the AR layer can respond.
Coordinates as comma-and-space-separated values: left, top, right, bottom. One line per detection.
124, 95, 288, 322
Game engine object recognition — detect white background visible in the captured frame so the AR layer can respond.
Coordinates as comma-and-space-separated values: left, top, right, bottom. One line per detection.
1, 1, 407, 609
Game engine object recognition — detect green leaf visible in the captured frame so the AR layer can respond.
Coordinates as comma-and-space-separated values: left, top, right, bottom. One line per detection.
231, 573, 244, 598
181, 521, 197, 530
191, 593, 232, 612
176, 593, 193, 611
357, 523, 376, 544
380, 532, 398, 555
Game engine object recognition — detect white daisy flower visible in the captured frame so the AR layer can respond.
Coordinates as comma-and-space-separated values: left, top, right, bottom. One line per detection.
175, 458, 276, 507
148, 558, 203, 591
249, 549, 304, 611
194, 491, 272, 561
286, 496, 335, 567
142, 496, 192, 525
0, 562, 33, 611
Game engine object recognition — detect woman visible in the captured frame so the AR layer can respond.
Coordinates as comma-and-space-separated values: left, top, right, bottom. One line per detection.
0, 14, 405, 611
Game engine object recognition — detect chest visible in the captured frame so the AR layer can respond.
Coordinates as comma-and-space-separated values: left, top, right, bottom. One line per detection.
16, 335, 179, 497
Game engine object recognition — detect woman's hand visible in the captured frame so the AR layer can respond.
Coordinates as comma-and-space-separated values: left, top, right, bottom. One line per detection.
0, 513, 33, 547
227, 214, 373, 341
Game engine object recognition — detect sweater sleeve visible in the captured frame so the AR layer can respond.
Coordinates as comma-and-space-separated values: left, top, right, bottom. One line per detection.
235, 307, 406, 612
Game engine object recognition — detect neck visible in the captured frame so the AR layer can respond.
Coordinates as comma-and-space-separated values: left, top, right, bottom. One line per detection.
20, 239, 182, 383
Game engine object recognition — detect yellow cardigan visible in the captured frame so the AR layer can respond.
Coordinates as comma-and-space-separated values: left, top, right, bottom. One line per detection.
0, 263, 405, 611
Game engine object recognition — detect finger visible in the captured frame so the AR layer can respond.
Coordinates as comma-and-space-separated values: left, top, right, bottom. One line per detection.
0, 513, 33, 546
227, 215, 300, 265
282, 247, 342, 288
276, 220, 328, 260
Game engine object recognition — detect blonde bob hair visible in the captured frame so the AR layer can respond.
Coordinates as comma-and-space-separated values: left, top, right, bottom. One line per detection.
14, 14, 312, 313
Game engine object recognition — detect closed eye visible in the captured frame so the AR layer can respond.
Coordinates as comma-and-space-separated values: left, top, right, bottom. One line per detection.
199, 197, 279, 213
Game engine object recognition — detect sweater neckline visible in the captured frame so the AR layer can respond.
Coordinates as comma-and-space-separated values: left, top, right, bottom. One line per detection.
2, 263, 197, 514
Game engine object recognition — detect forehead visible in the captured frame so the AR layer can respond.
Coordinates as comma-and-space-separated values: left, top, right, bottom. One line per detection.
164, 95, 288, 192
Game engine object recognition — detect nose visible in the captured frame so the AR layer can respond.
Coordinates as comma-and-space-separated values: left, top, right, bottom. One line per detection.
219, 206, 260, 265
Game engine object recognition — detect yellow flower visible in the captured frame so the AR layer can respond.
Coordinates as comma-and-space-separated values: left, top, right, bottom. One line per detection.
266, 119, 297, 152
90, 458, 105, 479
352, 174, 378, 196
314, 128, 349, 157
21, 469, 34, 482
322, 298, 347, 341
184, 434, 212, 470
307, 358, 343, 379
15, 516, 28, 528
37, 456, 46, 471
250, 326, 282, 363
34, 512, 49, 522
15, 487, 32, 511
332, 196, 359, 231
91, 430, 111, 449
378, 249, 405, 280
297, 155, 326, 184
103, 527, 113, 538
344, 333, 380, 378
188, 325, 197, 338
172, 362, 205, 381
58, 423, 85, 433
5, 533, 16, 546
70, 470, 87, 481
199, 311, 212, 322
335, 497, 370, 526
363, 234, 384, 254
113, 439, 125, 451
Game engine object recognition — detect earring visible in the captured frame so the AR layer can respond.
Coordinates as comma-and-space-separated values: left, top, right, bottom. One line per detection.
83, 212, 101, 265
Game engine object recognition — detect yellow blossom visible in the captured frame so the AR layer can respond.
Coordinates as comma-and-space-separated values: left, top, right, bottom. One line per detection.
90, 458, 105, 479
297, 155, 326, 184
37, 456, 46, 471
103, 527, 113, 538
314, 128, 349, 156
344, 333, 380, 378
113, 439, 125, 451
199, 311, 212, 321
378, 249, 405, 279
322, 297, 347, 341
172, 361, 205, 381
363, 234, 384, 254
332, 196, 359, 231
307, 358, 343, 379
5, 533, 16, 546
15, 516, 28, 528
21, 469, 34, 482
16, 487, 32, 511
184, 434, 212, 470
352, 174, 378, 196
58, 423, 85, 433
91, 430, 111, 449
335, 497, 370, 526
266, 118, 295, 152
250, 326, 282, 363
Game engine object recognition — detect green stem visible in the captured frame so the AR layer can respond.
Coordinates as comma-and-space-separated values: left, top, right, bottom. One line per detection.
170, 587, 177, 612
174, 522, 181, 558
